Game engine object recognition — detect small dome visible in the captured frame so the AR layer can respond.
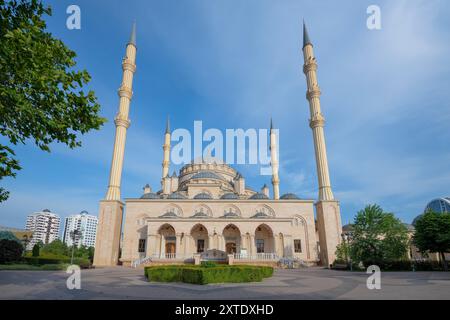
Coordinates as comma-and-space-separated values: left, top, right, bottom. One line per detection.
167, 192, 187, 199
280, 193, 300, 200
412, 214, 423, 226
159, 212, 178, 218
342, 224, 354, 232
221, 193, 239, 200
191, 171, 223, 180
193, 192, 212, 200
251, 211, 270, 218
80, 210, 89, 215
141, 193, 160, 199
43, 209, 51, 213
249, 193, 269, 200
191, 211, 210, 218
222, 211, 240, 218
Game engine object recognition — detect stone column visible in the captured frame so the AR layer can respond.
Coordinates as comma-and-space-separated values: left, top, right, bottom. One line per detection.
176, 234, 182, 258
208, 235, 215, 250
240, 235, 247, 254
160, 235, 165, 258
147, 234, 157, 257
250, 235, 256, 256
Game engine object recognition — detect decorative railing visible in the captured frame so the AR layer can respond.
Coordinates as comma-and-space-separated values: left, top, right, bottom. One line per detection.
234, 253, 278, 260
155, 253, 193, 260
131, 256, 153, 268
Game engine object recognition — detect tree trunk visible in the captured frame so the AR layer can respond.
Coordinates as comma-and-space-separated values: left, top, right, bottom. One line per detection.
440, 252, 448, 271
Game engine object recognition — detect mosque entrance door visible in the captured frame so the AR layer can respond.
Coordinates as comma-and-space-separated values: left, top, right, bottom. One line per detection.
165, 243, 176, 256
226, 242, 237, 254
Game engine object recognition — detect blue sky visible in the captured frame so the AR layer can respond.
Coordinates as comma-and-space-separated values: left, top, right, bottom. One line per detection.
1, 0, 449, 230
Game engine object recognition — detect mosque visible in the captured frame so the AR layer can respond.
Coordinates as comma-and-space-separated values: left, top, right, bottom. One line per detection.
93, 22, 343, 268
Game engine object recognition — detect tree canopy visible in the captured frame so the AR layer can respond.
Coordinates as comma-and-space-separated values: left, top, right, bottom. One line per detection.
413, 211, 450, 271
349, 204, 409, 264
0, 0, 106, 201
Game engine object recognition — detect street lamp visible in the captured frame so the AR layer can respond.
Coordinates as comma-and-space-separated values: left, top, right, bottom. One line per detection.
70, 229, 80, 265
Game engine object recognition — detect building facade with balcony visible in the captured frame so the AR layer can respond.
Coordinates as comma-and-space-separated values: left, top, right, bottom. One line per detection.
62, 211, 98, 248
25, 209, 60, 249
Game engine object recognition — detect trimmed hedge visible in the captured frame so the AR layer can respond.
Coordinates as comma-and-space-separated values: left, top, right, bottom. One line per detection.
333, 259, 448, 271
145, 265, 274, 285
23, 256, 91, 269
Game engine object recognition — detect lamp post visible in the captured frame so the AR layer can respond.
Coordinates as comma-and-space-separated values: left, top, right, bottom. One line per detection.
70, 229, 80, 265
341, 232, 353, 271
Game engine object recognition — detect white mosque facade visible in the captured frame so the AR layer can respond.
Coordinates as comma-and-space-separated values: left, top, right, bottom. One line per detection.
93, 22, 343, 268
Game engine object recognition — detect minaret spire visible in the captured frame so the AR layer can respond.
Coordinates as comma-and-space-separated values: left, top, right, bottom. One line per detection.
162, 116, 171, 185
105, 22, 137, 201
94, 22, 137, 267
165, 116, 170, 134
301, 21, 342, 268
303, 20, 312, 49
129, 21, 136, 47
270, 118, 280, 200
302, 22, 333, 201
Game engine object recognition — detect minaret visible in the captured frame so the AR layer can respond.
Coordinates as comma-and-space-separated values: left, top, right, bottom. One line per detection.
105, 22, 137, 200
94, 22, 137, 267
301, 21, 342, 268
270, 118, 280, 200
162, 117, 171, 180
302, 22, 334, 201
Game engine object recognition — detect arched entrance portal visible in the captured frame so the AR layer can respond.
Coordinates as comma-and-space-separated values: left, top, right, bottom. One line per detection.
255, 224, 274, 254
191, 224, 208, 253
223, 224, 241, 254
158, 224, 176, 258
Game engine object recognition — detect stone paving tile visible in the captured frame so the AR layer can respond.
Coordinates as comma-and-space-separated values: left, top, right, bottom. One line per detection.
0, 267, 449, 300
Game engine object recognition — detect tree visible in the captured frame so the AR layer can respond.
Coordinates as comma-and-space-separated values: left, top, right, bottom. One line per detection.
335, 242, 350, 263
32, 243, 40, 257
0, 239, 23, 263
0, 0, 106, 201
350, 204, 409, 265
413, 211, 450, 271
40, 239, 69, 256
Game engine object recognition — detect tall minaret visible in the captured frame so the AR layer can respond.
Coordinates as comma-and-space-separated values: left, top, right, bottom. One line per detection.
94, 23, 137, 267
162, 117, 171, 180
105, 22, 137, 201
270, 118, 280, 200
301, 21, 342, 268
302, 22, 334, 201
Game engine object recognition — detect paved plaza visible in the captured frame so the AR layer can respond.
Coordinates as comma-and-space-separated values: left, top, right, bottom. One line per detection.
0, 267, 449, 300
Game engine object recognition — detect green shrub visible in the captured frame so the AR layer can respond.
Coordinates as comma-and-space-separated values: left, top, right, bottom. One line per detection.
40, 263, 70, 270
362, 259, 412, 271
23, 256, 90, 268
0, 239, 23, 264
144, 265, 274, 285
32, 244, 40, 257
146, 266, 185, 282
200, 261, 218, 268
413, 261, 446, 271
